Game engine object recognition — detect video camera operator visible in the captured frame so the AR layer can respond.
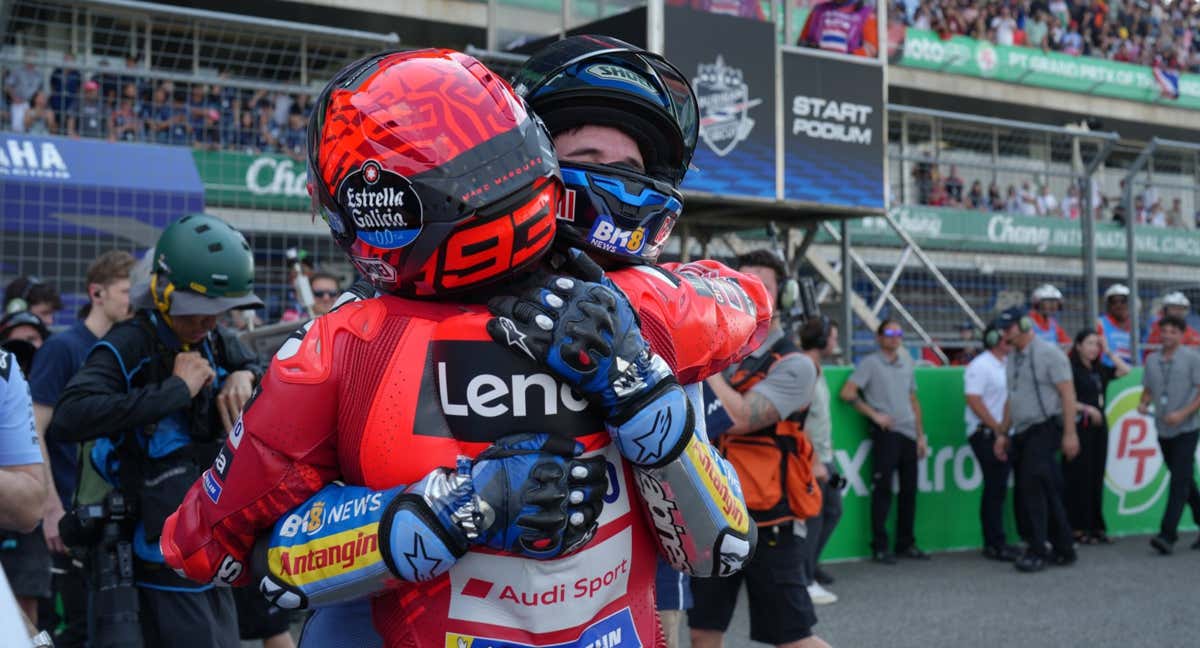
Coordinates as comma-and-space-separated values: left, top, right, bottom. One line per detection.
49, 214, 264, 648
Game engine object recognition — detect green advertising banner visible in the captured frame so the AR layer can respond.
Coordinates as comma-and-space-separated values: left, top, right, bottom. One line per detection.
821, 367, 1197, 560
899, 29, 1200, 110
193, 150, 308, 211
815, 205, 1200, 266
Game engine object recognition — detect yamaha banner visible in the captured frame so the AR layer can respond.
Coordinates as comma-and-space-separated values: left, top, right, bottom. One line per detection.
782, 48, 885, 209
665, 6, 777, 200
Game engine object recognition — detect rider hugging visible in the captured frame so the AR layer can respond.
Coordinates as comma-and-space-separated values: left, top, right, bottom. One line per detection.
162, 38, 769, 648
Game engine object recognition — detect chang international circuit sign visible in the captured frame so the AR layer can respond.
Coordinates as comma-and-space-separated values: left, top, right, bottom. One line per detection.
193, 150, 309, 211
828, 206, 1200, 266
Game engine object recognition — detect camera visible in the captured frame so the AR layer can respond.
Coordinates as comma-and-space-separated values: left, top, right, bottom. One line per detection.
59, 490, 143, 648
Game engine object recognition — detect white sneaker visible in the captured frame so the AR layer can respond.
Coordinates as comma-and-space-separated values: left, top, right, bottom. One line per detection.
807, 583, 838, 605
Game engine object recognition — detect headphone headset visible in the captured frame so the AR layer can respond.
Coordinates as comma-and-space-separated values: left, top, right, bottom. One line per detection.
150, 274, 177, 328
983, 325, 1002, 349
777, 277, 800, 312
1017, 314, 1033, 332
4, 277, 43, 315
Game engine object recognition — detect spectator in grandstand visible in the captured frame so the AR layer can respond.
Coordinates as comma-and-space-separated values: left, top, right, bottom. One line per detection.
167, 90, 193, 146
1065, 328, 1129, 547
146, 84, 171, 144
280, 107, 307, 159
1146, 197, 1168, 228
26, 251, 134, 648
22, 91, 56, 136
1146, 291, 1200, 348
4, 277, 62, 327
1132, 194, 1148, 224
988, 182, 1004, 211
308, 272, 341, 318
990, 5, 1019, 46
944, 165, 964, 206
189, 84, 220, 149
109, 94, 142, 142
1061, 184, 1082, 220
967, 179, 986, 210
965, 314, 1020, 562
1036, 183, 1060, 217
797, 0, 879, 57
233, 109, 270, 154
5, 55, 43, 134
67, 80, 106, 140
1026, 10, 1050, 49
1029, 283, 1070, 347
995, 307, 1078, 573
1096, 283, 1133, 367
1167, 197, 1189, 229
210, 79, 240, 148
1004, 184, 1021, 212
912, 155, 934, 204
841, 319, 929, 565
800, 317, 842, 605
927, 168, 949, 206
1138, 315, 1200, 555
1018, 181, 1038, 216
49, 53, 80, 124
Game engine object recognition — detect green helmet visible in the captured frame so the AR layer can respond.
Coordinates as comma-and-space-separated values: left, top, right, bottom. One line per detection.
152, 214, 264, 316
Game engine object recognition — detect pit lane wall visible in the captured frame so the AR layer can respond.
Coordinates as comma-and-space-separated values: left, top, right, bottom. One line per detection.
820, 367, 1197, 560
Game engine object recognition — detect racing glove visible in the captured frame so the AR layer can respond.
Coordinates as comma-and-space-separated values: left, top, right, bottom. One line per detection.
256, 433, 607, 609
486, 249, 692, 468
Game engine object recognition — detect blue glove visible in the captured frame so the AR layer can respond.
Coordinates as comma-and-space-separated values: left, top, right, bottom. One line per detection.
255, 433, 608, 610
486, 248, 674, 416
403, 432, 607, 560
487, 249, 692, 467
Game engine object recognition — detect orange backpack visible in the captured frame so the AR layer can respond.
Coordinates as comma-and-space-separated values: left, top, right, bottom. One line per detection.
717, 337, 822, 527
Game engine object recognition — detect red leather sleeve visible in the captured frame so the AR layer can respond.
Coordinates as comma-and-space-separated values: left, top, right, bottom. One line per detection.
161, 301, 386, 586
609, 260, 772, 386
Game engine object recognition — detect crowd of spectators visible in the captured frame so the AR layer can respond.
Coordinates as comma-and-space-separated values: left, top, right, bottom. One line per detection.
1, 54, 312, 158
898, 0, 1200, 72
909, 161, 1198, 228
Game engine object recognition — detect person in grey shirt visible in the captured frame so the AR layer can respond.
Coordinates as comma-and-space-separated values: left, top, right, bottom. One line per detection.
995, 308, 1079, 573
840, 319, 928, 564
694, 250, 829, 648
799, 317, 841, 605
1137, 315, 1200, 554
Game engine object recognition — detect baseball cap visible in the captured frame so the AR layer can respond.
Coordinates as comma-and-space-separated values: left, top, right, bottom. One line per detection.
83, 80, 99, 91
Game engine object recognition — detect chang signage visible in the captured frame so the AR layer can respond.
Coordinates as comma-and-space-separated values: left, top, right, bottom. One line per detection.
194, 150, 309, 211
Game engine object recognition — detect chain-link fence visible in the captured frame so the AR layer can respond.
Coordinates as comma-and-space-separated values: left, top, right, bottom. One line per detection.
0, 0, 392, 328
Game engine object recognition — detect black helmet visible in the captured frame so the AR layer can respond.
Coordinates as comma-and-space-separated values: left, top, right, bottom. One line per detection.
514, 35, 698, 186
515, 36, 697, 265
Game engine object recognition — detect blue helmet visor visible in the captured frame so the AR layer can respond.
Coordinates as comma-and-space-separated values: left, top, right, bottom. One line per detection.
559, 162, 683, 264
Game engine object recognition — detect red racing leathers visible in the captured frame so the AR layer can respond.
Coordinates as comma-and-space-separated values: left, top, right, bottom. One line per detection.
163, 260, 769, 647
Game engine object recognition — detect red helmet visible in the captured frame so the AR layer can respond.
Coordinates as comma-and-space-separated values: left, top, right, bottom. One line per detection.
308, 50, 562, 298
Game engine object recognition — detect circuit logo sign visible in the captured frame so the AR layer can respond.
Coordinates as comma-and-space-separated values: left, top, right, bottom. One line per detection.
1105, 386, 1168, 514
693, 56, 761, 157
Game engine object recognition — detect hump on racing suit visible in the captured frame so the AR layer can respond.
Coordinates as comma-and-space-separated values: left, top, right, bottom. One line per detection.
162, 261, 769, 647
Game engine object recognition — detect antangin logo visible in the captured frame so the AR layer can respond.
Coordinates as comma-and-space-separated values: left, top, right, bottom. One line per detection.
693, 56, 762, 157
273, 529, 380, 581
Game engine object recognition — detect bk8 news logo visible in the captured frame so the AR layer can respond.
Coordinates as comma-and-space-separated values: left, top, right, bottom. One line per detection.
1104, 385, 1200, 515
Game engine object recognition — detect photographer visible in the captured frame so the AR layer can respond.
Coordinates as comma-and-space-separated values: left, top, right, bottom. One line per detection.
50, 215, 263, 648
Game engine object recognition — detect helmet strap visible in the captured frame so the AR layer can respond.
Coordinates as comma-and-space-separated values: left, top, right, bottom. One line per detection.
150, 274, 176, 330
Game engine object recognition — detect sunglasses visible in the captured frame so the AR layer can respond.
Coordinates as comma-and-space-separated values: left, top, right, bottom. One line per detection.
312, 290, 338, 299
882, 329, 904, 338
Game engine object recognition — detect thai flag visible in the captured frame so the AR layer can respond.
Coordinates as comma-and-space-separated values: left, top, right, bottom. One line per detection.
1154, 66, 1180, 100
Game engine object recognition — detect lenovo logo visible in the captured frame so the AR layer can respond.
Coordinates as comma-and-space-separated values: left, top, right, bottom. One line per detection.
437, 361, 589, 418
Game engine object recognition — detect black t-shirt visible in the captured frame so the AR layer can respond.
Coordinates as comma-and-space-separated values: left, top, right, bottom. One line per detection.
1071, 355, 1116, 423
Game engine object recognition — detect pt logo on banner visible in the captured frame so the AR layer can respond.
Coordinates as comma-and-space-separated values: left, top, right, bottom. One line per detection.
694, 56, 762, 157
1105, 386, 1170, 515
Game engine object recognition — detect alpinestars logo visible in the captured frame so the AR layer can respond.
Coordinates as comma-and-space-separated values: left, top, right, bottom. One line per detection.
495, 317, 534, 360
693, 56, 762, 157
